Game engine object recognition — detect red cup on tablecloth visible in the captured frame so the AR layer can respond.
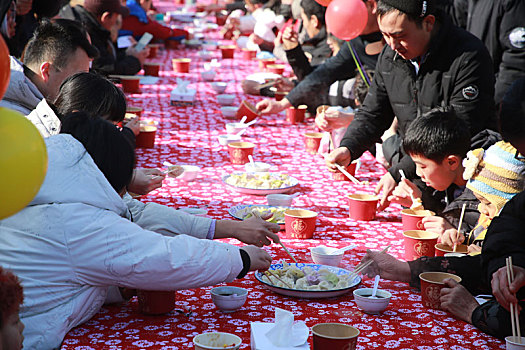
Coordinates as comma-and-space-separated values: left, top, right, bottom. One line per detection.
304, 132, 323, 154
165, 38, 180, 50
241, 48, 257, 60
258, 58, 276, 70
227, 142, 255, 165
333, 161, 358, 181
143, 62, 161, 76
147, 44, 160, 58
216, 14, 227, 26
286, 105, 307, 124
284, 209, 318, 239
137, 290, 176, 315
312, 323, 359, 350
236, 100, 259, 123
401, 209, 435, 231
135, 125, 157, 148
347, 194, 378, 221
419, 272, 461, 309
219, 45, 236, 59
274, 91, 287, 101
403, 230, 439, 261
172, 58, 191, 73
120, 76, 140, 93
266, 64, 285, 75
126, 106, 142, 118
434, 243, 468, 257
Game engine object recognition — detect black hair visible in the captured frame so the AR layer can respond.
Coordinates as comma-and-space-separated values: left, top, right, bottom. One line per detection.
353, 69, 374, 105
60, 111, 135, 193
377, 1, 424, 27
499, 78, 525, 145
22, 19, 98, 70
300, 0, 326, 25
403, 106, 470, 162
54, 72, 127, 123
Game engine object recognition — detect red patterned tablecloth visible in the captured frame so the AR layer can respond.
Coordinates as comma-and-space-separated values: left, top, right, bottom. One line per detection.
61, 11, 504, 350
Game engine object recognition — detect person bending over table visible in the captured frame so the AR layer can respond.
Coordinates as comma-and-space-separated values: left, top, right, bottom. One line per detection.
0, 112, 276, 350
325, 0, 497, 212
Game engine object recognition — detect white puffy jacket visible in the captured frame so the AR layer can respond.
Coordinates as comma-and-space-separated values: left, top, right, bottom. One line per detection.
0, 134, 243, 350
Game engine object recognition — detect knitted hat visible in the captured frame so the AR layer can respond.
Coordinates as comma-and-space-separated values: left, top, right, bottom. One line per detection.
379, 0, 434, 17
464, 141, 525, 210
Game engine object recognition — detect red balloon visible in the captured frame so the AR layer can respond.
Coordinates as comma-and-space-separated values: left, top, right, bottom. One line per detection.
0, 35, 9, 100
325, 0, 368, 41
314, 0, 332, 6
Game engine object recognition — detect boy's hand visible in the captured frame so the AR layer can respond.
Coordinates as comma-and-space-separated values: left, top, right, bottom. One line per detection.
422, 216, 453, 236
467, 244, 481, 254
375, 172, 396, 211
388, 178, 422, 208
440, 228, 465, 247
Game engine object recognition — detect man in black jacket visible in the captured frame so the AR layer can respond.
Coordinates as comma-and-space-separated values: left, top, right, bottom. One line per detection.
326, 0, 497, 211
59, 0, 146, 76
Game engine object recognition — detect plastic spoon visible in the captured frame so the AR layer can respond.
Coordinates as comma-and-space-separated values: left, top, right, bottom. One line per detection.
248, 155, 256, 169
371, 275, 380, 298
239, 116, 247, 125
245, 119, 257, 126
328, 244, 357, 255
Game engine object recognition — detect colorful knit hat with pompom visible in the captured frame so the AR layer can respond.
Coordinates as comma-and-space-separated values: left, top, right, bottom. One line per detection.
463, 141, 525, 210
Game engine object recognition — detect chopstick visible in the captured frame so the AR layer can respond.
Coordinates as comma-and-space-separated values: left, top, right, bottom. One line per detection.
279, 241, 298, 263
352, 245, 391, 276
454, 203, 467, 252
506, 256, 522, 343
399, 169, 423, 210
265, 270, 293, 289
259, 80, 277, 89
334, 163, 361, 185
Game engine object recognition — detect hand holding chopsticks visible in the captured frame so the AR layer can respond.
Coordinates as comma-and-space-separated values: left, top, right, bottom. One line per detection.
453, 203, 467, 252
334, 163, 362, 185
352, 245, 391, 277
506, 256, 522, 343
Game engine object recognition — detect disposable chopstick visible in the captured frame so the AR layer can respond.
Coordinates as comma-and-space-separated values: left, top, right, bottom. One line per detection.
506, 257, 521, 343
279, 241, 298, 263
334, 163, 361, 185
454, 203, 467, 252
352, 245, 391, 276
265, 270, 293, 289
259, 80, 277, 89
399, 169, 423, 209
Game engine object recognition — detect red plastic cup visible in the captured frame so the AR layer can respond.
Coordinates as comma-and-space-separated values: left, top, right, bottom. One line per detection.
172, 58, 191, 73
312, 323, 359, 350
274, 91, 287, 101
403, 230, 439, 261
266, 64, 285, 75
284, 209, 318, 239
434, 243, 468, 257
120, 76, 140, 93
137, 290, 176, 315
216, 14, 227, 26
304, 132, 323, 154
147, 44, 160, 58
219, 45, 236, 59
333, 161, 358, 181
241, 48, 257, 60
126, 106, 142, 118
401, 209, 435, 231
347, 194, 378, 221
286, 105, 307, 124
135, 125, 157, 148
258, 58, 276, 70
165, 39, 180, 50
227, 142, 255, 165
419, 272, 462, 309
143, 62, 161, 76
236, 100, 259, 123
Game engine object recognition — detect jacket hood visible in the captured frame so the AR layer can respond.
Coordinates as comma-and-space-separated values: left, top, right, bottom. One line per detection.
29, 134, 127, 216
0, 57, 44, 114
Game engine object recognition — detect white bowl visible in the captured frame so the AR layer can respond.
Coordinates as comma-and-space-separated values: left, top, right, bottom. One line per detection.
201, 70, 216, 81
225, 122, 248, 135
218, 134, 242, 146
193, 332, 241, 350
178, 207, 208, 216
211, 82, 228, 93
221, 106, 237, 118
198, 50, 213, 60
506, 336, 525, 349
309, 246, 344, 266
353, 288, 392, 314
217, 94, 236, 106
179, 165, 200, 181
245, 162, 271, 172
210, 286, 248, 313
266, 193, 294, 207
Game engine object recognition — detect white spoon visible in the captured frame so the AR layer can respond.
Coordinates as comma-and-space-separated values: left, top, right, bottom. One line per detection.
239, 116, 247, 125
245, 119, 257, 126
248, 155, 256, 168
328, 244, 357, 255
371, 275, 380, 298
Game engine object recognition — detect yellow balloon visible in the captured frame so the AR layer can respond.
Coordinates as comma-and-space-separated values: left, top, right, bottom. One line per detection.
0, 108, 47, 219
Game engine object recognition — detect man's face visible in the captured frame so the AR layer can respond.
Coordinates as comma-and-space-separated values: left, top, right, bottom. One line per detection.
101, 12, 121, 32
378, 10, 433, 60
412, 154, 457, 191
0, 311, 24, 350
45, 48, 91, 100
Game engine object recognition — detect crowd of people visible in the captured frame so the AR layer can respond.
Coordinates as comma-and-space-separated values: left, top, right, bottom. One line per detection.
0, 0, 524, 348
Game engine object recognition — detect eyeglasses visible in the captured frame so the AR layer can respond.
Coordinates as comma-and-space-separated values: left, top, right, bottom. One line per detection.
515, 149, 525, 161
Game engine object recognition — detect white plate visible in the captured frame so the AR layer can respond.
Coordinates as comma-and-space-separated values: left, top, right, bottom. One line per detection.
228, 204, 290, 224
222, 172, 299, 195
255, 263, 361, 298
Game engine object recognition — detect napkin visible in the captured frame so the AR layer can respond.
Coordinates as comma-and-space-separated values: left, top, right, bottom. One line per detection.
250, 308, 309, 349
204, 59, 221, 71
174, 78, 190, 93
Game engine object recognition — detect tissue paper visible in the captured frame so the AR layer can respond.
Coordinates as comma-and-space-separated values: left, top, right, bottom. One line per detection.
170, 78, 196, 106
250, 308, 309, 350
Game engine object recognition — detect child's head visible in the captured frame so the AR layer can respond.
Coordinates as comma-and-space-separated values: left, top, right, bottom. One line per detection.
464, 141, 525, 218
53, 72, 127, 123
353, 68, 374, 106
0, 267, 24, 350
403, 106, 471, 191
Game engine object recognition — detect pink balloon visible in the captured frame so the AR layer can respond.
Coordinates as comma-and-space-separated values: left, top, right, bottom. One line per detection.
325, 0, 368, 41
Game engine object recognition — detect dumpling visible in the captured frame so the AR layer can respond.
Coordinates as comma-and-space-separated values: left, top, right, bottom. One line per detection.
307, 285, 321, 290
295, 277, 308, 290
318, 281, 332, 290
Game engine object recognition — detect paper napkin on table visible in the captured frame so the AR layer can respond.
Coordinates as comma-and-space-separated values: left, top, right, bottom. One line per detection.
174, 78, 190, 93
250, 308, 309, 350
